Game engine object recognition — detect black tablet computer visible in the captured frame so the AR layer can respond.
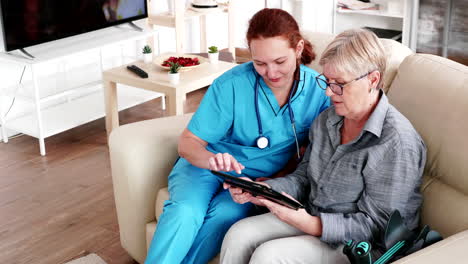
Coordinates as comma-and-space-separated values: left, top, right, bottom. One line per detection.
211, 170, 304, 210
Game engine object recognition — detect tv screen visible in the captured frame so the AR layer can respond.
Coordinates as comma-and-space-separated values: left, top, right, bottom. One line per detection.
0, 0, 148, 52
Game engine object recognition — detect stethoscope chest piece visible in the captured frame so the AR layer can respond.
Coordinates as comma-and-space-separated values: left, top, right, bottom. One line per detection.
256, 136, 269, 149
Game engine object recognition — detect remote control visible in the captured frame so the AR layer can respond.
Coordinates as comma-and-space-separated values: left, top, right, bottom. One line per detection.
127, 65, 148, 78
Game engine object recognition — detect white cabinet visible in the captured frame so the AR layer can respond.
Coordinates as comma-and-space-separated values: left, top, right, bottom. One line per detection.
0, 20, 161, 155
332, 0, 419, 50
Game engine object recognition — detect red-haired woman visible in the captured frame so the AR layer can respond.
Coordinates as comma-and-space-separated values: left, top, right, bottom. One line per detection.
145, 8, 329, 264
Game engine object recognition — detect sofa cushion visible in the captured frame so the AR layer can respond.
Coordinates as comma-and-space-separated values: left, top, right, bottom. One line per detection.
387, 54, 468, 237
392, 230, 468, 264
302, 31, 336, 74
379, 38, 413, 93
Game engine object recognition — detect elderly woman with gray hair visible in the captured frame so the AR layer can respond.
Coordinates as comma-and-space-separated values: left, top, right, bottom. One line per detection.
220, 29, 427, 264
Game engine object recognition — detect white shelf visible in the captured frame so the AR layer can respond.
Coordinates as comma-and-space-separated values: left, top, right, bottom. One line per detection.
3, 63, 104, 100
4, 85, 161, 139
2, 55, 143, 101
336, 8, 403, 19
333, 0, 415, 48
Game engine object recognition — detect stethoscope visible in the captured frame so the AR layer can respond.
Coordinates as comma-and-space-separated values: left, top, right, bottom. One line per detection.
254, 70, 302, 160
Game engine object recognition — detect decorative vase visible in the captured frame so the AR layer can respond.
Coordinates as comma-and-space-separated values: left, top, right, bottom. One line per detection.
168, 72, 180, 84
144, 53, 152, 63
208, 52, 219, 64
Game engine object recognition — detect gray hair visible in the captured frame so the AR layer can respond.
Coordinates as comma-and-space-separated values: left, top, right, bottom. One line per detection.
319, 29, 387, 89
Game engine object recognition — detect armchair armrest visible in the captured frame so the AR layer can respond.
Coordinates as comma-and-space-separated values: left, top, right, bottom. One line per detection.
393, 229, 468, 264
108, 113, 193, 263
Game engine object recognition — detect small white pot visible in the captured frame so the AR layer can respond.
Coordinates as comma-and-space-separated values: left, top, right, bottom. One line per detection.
208, 52, 219, 64
143, 53, 152, 63
168, 72, 180, 84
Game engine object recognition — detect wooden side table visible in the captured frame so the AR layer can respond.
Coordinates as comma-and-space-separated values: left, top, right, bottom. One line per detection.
102, 53, 237, 137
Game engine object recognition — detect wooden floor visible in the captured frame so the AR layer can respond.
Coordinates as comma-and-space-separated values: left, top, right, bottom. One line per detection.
0, 88, 206, 264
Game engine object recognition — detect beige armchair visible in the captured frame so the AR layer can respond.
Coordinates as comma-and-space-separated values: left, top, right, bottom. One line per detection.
109, 32, 468, 263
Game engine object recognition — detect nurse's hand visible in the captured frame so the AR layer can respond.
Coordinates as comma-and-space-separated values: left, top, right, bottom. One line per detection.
209, 153, 245, 174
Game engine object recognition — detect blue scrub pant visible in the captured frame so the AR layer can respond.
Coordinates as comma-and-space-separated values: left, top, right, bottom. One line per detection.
145, 158, 254, 264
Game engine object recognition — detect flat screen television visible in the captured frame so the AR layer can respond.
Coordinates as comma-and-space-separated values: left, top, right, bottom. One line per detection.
0, 0, 148, 52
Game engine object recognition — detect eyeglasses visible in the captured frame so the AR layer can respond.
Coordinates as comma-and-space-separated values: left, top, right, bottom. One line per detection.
315, 71, 373, 96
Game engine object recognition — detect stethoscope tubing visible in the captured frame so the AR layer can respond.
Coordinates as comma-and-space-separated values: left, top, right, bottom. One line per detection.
254, 69, 301, 159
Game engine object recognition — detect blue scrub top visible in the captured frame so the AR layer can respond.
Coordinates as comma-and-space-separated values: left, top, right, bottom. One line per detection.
188, 62, 330, 178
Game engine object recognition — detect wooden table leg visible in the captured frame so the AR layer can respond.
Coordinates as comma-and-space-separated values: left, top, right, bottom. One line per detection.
104, 80, 119, 137
166, 90, 185, 116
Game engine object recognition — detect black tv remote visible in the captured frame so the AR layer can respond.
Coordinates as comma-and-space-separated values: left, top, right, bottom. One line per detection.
127, 65, 148, 78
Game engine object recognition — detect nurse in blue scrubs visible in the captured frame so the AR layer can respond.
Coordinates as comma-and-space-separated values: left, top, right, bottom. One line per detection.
145, 8, 330, 264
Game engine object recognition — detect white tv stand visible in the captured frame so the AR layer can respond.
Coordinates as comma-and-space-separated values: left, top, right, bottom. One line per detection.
0, 20, 160, 155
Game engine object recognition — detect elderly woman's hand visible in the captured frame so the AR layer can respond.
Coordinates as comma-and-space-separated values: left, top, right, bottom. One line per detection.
209, 153, 245, 174
223, 177, 268, 206
259, 192, 322, 236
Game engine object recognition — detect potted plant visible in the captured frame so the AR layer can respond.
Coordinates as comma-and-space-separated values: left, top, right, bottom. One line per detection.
168, 61, 181, 84
208, 45, 219, 64
142, 45, 152, 63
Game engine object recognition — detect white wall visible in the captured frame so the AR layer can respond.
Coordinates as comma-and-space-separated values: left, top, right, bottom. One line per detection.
298, 0, 334, 33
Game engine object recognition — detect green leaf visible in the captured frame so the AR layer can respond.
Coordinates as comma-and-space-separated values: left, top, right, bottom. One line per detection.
168, 62, 181, 73
208, 45, 218, 53
142, 45, 152, 54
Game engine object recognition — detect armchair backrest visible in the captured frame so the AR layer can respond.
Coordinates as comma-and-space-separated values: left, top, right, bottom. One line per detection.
387, 54, 468, 237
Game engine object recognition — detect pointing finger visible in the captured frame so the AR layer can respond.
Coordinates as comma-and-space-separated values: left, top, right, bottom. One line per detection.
209, 157, 217, 171
223, 153, 231, 171
215, 154, 224, 170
